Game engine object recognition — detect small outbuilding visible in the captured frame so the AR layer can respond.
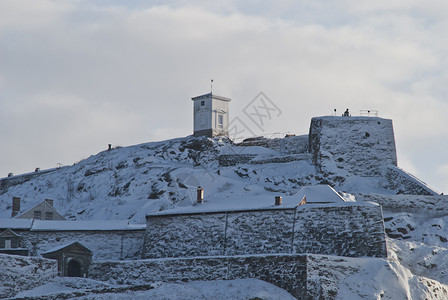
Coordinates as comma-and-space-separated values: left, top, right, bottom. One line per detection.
42, 241, 92, 277
0, 228, 29, 256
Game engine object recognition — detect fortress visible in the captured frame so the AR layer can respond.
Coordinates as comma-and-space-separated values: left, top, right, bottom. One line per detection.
0, 92, 442, 298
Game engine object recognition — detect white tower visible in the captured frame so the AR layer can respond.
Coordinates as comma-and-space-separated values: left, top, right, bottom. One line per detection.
191, 92, 231, 137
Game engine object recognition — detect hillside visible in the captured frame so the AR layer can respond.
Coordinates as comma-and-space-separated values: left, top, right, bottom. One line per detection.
2, 116, 448, 298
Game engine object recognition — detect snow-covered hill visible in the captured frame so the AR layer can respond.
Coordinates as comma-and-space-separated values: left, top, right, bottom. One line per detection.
2, 118, 448, 298
0, 134, 412, 223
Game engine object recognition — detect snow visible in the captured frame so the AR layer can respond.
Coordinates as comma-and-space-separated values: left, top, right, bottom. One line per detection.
294, 184, 346, 203
15, 282, 75, 297
41, 241, 87, 255
0, 218, 146, 231
30, 220, 145, 231
2, 118, 448, 298
12, 278, 296, 300
0, 218, 33, 229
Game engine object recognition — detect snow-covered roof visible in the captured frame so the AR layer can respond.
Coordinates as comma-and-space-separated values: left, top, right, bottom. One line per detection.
191, 92, 231, 102
295, 185, 347, 203
0, 218, 33, 229
148, 185, 351, 217
42, 241, 91, 255
31, 220, 145, 231
0, 219, 145, 231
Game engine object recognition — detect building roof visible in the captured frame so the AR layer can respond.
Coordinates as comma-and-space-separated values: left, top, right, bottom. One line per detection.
191, 93, 231, 102
42, 241, 91, 255
15, 200, 66, 220
0, 228, 22, 238
295, 185, 347, 203
146, 185, 354, 218
30, 220, 146, 231
0, 218, 33, 230
0, 219, 145, 231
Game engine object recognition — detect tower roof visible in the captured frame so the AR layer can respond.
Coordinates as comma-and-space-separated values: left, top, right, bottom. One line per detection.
191, 92, 231, 102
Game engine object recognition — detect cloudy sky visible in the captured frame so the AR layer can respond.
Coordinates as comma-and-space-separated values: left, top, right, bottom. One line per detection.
1, 0, 447, 193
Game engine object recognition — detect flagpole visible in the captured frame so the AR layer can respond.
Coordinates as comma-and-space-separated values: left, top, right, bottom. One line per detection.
211, 79, 213, 93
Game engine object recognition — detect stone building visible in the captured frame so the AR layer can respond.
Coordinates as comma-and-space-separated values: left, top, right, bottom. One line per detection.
192, 92, 231, 137
0, 218, 146, 261
0, 228, 29, 256
42, 241, 92, 277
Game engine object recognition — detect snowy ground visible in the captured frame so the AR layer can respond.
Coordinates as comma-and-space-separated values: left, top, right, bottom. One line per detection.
13, 278, 296, 300
2, 135, 448, 298
0, 136, 399, 223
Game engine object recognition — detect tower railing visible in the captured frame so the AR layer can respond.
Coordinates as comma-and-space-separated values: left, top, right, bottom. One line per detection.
359, 110, 378, 117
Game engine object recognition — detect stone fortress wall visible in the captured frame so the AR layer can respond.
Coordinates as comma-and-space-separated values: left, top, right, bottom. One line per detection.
309, 116, 397, 177
143, 203, 387, 259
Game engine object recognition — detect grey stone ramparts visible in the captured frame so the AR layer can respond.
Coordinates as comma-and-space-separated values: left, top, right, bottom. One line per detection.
238, 135, 309, 155
251, 154, 311, 165
218, 154, 257, 166
0, 253, 57, 298
384, 166, 439, 196
89, 254, 307, 299
19, 229, 145, 261
356, 193, 448, 216
293, 205, 387, 257
143, 203, 387, 259
309, 117, 397, 177
89, 254, 390, 299
218, 153, 311, 166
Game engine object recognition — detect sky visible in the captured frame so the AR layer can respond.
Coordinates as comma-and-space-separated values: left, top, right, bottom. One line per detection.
0, 0, 447, 193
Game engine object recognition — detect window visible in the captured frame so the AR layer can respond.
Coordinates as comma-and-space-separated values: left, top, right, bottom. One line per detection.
34, 210, 41, 220
200, 100, 205, 106
46, 212, 53, 220
5, 239, 11, 249
218, 114, 224, 129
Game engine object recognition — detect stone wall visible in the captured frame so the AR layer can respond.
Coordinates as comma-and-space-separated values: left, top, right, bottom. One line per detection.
218, 154, 257, 166
356, 193, 448, 215
143, 203, 387, 259
0, 253, 57, 298
309, 117, 397, 177
238, 135, 309, 155
89, 254, 308, 299
293, 205, 387, 257
20, 230, 145, 261
384, 166, 439, 196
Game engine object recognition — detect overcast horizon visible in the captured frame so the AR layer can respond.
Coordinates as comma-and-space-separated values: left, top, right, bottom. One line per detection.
1, 0, 447, 193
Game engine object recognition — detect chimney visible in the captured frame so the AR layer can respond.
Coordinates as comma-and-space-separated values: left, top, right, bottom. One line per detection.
275, 196, 282, 206
196, 186, 204, 204
45, 199, 54, 207
12, 197, 21, 217
108, 144, 112, 151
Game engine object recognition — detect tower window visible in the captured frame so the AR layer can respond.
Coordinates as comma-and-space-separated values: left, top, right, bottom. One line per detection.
218, 114, 224, 129
200, 101, 205, 106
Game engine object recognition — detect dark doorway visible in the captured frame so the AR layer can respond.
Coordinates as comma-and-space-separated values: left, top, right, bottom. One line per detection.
67, 259, 81, 277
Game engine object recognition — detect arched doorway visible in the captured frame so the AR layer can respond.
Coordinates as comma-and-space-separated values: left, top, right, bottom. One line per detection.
67, 259, 81, 277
